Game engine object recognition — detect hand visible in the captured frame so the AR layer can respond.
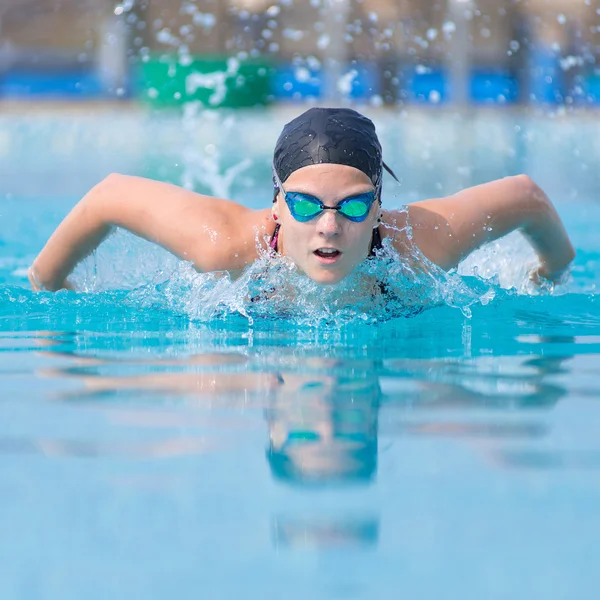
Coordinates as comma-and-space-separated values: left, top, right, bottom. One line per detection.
27, 266, 43, 291
28, 266, 74, 291
528, 264, 571, 292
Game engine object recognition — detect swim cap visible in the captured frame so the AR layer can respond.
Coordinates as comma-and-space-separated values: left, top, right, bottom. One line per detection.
273, 107, 384, 195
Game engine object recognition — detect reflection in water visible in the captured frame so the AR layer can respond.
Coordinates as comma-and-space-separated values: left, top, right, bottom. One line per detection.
22, 333, 572, 484
497, 450, 600, 470
386, 421, 548, 439
266, 375, 381, 486
0, 435, 212, 459
381, 354, 568, 410
272, 514, 379, 549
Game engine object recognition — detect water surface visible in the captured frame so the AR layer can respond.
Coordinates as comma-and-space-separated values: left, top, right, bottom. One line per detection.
1, 108, 599, 599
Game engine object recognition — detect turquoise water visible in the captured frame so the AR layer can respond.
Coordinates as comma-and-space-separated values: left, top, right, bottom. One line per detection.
1, 108, 600, 599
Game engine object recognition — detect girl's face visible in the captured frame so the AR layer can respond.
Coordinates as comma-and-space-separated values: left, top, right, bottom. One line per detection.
273, 164, 380, 284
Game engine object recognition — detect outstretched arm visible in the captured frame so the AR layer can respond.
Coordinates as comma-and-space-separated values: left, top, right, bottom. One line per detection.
29, 174, 271, 291
404, 175, 575, 282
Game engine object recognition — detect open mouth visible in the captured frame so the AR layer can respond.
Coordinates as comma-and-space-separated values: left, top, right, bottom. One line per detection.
314, 248, 342, 262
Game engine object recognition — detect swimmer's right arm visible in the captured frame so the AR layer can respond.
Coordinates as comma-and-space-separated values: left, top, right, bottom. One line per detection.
29, 174, 270, 291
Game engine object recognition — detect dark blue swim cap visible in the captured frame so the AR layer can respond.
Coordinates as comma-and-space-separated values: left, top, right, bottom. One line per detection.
273, 107, 384, 193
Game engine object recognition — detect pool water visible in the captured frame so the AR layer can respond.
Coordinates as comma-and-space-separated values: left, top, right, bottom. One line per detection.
1, 107, 600, 599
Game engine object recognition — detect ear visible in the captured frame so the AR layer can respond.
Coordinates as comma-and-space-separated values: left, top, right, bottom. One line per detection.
271, 201, 280, 221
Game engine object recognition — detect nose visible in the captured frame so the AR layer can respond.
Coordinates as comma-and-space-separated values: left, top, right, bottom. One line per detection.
316, 209, 341, 238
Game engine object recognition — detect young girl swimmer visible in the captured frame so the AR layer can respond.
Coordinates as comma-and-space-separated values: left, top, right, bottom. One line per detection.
28, 107, 575, 293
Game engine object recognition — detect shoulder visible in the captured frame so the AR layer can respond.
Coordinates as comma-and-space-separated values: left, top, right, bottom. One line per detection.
105, 174, 276, 271
189, 204, 276, 272
379, 206, 445, 270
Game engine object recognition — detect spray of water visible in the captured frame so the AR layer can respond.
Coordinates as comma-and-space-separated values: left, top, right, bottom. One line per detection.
122, 209, 504, 325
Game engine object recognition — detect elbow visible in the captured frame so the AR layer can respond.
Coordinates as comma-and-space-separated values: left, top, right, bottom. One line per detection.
514, 174, 553, 226
515, 174, 543, 199
515, 174, 548, 206
84, 173, 129, 222
98, 172, 128, 191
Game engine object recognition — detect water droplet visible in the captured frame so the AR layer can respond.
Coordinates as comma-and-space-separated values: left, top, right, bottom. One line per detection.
429, 90, 441, 104
426, 28, 438, 41
442, 21, 456, 36
283, 28, 304, 41
317, 34, 330, 50
370, 95, 383, 108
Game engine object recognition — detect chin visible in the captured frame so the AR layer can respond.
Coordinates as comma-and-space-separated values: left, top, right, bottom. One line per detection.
308, 268, 350, 285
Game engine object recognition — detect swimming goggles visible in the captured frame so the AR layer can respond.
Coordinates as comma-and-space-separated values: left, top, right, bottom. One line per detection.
272, 165, 377, 223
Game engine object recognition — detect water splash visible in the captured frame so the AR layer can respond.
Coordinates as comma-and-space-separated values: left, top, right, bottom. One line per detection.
63, 208, 577, 325
127, 232, 494, 325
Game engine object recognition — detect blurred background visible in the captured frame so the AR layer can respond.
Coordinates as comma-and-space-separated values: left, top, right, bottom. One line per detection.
2, 0, 600, 211
1, 0, 599, 108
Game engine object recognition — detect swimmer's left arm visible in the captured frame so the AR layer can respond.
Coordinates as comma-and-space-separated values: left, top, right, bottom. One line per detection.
404, 175, 575, 282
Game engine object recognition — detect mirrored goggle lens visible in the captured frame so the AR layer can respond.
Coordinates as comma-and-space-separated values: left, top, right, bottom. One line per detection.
286, 191, 376, 222
287, 194, 323, 219
339, 193, 375, 220
339, 200, 369, 219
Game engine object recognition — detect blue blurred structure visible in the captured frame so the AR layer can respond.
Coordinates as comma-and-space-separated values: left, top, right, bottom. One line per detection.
400, 68, 447, 104
0, 0, 598, 108
271, 64, 520, 106
0, 69, 103, 98
527, 45, 566, 104
471, 71, 519, 104
271, 61, 381, 102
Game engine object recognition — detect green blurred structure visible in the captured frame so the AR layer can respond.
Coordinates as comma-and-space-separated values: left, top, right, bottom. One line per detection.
139, 56, 272, 108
